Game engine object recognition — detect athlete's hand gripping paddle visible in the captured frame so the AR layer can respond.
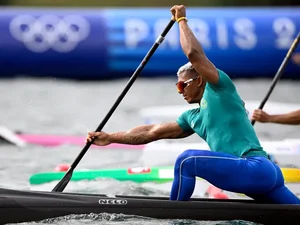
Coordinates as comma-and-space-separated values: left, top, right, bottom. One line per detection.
52, 19, 176, 192
251, 31, 300, 125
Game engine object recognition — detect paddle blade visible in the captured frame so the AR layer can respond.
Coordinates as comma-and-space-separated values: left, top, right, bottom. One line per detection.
51, 169, 73, 192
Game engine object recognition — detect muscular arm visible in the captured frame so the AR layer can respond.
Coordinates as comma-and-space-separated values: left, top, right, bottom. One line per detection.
268, 110, 300, 125
178, 20, 219, 84
108, 122, 194, 145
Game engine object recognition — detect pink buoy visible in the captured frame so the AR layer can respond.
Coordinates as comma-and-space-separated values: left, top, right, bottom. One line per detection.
54, 164, 70, 172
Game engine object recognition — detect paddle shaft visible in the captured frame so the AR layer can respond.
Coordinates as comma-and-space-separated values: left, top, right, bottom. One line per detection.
251, 31, 300, 125
52, 19, 176, 192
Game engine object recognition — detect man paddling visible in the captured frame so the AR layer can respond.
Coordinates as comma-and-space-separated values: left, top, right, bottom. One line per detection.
252, 109, 300, 125
86, 5, 300, 204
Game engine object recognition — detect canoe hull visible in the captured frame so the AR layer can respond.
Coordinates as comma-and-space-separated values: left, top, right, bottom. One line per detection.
0, 187, 299, 224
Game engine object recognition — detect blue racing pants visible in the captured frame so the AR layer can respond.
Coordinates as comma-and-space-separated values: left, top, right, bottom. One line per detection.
170, 149, 300, 204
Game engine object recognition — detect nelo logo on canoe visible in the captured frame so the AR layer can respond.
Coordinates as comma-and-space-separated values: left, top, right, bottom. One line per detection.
98, 199, 128, 205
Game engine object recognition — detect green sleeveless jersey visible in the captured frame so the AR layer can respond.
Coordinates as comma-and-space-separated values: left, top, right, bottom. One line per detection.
176, 69, 268, 158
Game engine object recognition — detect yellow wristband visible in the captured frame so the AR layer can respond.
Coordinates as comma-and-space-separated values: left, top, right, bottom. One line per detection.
176, 17, 188, 23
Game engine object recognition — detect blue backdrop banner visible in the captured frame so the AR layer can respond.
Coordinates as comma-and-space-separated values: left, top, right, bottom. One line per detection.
0, 7, 299, 79
0, 8, 108, 79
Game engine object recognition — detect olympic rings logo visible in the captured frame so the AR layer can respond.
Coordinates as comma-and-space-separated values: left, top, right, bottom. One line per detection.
9, 15, 91, 53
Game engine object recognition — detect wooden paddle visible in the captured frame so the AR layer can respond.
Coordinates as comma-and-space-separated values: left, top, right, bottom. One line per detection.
251, 31, 300, 125
52, 19, 176, 192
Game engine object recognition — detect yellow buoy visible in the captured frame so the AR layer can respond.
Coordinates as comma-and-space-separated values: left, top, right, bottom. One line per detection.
281, 168, 300, 183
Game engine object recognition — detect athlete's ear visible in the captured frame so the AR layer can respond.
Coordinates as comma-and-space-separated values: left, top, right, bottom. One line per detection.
197, 76, 203, 87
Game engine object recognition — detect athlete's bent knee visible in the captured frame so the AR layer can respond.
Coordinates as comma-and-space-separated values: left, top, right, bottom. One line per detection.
175, 149, 198, 166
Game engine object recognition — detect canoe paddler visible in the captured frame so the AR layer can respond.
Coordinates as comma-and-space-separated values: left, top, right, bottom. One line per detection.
86, 5, 300, 204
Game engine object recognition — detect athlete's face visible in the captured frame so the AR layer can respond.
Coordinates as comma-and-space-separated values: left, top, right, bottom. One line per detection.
176, 70, 204, 104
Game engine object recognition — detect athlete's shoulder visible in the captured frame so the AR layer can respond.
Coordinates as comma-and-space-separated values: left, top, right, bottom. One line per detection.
177, 108, 199, 133
179, 107, 200, 119
207, 68, 236, 92
217, 68, 230, 78
177, 107, 200, 123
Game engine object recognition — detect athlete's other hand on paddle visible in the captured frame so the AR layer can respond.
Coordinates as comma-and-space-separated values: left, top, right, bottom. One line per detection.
86, 131, 111, 146
170, 5, 186, 22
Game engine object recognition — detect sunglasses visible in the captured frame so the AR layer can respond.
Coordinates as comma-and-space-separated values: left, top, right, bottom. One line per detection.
175, 77, 198, 93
